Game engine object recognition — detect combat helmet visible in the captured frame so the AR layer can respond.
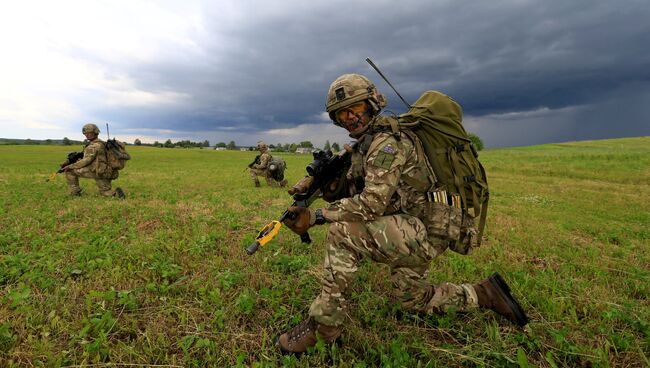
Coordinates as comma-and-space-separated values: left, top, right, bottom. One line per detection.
257, 141, 268, 152
82, 123, 100, 134
325, 74, 387, 124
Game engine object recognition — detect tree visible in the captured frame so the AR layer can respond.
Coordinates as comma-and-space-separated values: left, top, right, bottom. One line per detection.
289, 143, 298, 153
216, 142, 226, 148
468, 133, 484, 151
283, 143, 290, 152
227, 141, 236, 150
134, 139, 142, 146
299, 141, 313, 148
331, 142, 340, 152
323, 140, 331, 151
202, 140, 210, 147
62, 137, 72, 146
164, 139, 174, 148
45, 139, 52, 145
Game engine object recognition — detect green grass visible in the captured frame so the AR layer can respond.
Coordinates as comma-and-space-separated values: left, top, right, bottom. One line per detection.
0, 137, 648, 367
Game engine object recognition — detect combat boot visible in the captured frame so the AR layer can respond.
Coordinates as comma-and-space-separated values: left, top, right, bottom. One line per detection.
473, 272, 529, 327
114, 187, 126, 199
279, 179, 288, 187
275, 318, 341, 354
254, 180, 261, 187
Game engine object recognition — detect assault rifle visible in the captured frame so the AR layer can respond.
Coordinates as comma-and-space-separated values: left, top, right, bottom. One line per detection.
247, 154, 261, 169
246, 145, 355, 255
46, 151, 84, 182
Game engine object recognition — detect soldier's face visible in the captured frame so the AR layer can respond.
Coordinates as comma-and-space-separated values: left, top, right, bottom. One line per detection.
336, 101, 371, 134
84, 132, 97, 140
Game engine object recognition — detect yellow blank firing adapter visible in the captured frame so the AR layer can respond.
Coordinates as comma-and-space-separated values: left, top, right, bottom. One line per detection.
246, 220, 282, 255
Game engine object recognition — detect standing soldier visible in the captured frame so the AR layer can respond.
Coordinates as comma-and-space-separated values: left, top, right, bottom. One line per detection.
276, 74, 528, 353
62, 123, 125, 199
249, 141, 288, 187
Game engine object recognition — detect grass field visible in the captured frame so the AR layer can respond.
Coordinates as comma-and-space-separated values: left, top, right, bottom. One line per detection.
0, 137, 648, 367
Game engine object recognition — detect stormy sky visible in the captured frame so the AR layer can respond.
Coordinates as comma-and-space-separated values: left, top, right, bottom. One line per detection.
1, 0, 649, 148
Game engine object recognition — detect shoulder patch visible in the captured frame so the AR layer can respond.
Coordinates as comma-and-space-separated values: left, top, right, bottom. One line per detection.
373, 147, 396, 169
381, 144, 396, 155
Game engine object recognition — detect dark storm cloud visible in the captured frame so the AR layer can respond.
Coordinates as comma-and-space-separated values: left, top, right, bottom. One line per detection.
80, 0, 650, 146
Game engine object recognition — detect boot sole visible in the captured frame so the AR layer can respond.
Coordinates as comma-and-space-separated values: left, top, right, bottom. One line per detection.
489, 272, 529, 327
115, 188, 126, 199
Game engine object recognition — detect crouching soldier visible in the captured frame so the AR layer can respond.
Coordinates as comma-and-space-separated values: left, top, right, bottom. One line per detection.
62, 123, 125, 199
249, 141, 288, 187
276, 74, 528, 354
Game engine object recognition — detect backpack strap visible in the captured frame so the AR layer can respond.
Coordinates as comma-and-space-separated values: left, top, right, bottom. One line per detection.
476, 195, 488, 246
475, 161, 489, 245
388, 117, 401, 142
401, 130, 437, 192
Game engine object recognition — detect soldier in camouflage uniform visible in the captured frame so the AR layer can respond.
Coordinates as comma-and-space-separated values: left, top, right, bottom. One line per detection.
249, 141, 288, 187
276, 74, 528, 353
62, 123, 125, 199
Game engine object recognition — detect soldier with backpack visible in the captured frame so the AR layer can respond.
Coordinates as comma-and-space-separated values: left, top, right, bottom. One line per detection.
61, 123, 125, 199
275, 74, 528, 354
249, 141, 288, 188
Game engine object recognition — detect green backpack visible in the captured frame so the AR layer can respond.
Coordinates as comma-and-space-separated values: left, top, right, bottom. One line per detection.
268, 156, 287, 182
104, 138, 131, 170
397, 91, 489, 249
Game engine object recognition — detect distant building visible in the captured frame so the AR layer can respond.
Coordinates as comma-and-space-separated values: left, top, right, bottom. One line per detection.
240, 147, 249, 151
295, 147, 313, 154
214, 147, 226, 151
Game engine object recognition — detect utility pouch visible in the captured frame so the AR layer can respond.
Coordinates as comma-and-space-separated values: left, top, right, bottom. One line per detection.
423, 191, 462, 243
452, 213, 479, 255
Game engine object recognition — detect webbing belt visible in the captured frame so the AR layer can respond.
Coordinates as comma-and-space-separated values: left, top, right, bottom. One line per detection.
426, 190, 462, 209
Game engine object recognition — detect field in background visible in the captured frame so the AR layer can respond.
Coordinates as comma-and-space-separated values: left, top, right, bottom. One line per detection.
0, 137, 648, 367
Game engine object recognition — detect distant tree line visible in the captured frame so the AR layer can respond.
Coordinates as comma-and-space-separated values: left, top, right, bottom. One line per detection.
262, 141, 342, 153
0, 137, 83, 146
2, 133, 484, 151
138, 139, 210, 148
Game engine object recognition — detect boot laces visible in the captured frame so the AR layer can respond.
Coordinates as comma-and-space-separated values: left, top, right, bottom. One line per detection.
287, 319, 315, 342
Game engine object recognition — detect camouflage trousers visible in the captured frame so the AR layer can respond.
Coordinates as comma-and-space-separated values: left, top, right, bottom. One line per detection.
66, 169, 116, 196
249, 168, 276, 186
309, 214, 479, 327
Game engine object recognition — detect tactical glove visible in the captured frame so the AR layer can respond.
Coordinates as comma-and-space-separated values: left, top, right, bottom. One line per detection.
283, 207, 326, 235
282, 207, 315, 235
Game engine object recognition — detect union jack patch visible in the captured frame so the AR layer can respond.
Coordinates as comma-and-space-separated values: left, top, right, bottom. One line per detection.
382, 144, 396, 155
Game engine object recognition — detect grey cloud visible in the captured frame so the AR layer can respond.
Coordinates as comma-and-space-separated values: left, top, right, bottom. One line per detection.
57, 0, 650, 146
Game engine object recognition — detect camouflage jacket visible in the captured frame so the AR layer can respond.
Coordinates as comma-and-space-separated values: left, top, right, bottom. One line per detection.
252, 151, 271, 170
67, 138, 110, 175
322, 116, 434, 222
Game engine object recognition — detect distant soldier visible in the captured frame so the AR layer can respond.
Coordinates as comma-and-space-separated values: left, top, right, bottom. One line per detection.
61, 123, 125, 198
249, 141, 288, 188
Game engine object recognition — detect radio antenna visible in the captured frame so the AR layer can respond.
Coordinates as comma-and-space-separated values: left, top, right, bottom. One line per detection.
365, 57, 411, 109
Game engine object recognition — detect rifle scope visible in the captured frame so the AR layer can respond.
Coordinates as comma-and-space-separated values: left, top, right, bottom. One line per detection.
306, 150, 333, 177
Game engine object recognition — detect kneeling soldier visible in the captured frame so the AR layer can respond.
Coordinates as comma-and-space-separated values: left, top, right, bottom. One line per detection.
62, 123, 125, 199
277, 74, 528, 354
249, 141, 288, 187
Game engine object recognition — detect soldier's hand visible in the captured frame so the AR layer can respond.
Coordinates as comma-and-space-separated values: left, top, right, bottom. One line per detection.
287, 176, 313, 195
282, 206, 315, 235
62, 165, 72, 172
